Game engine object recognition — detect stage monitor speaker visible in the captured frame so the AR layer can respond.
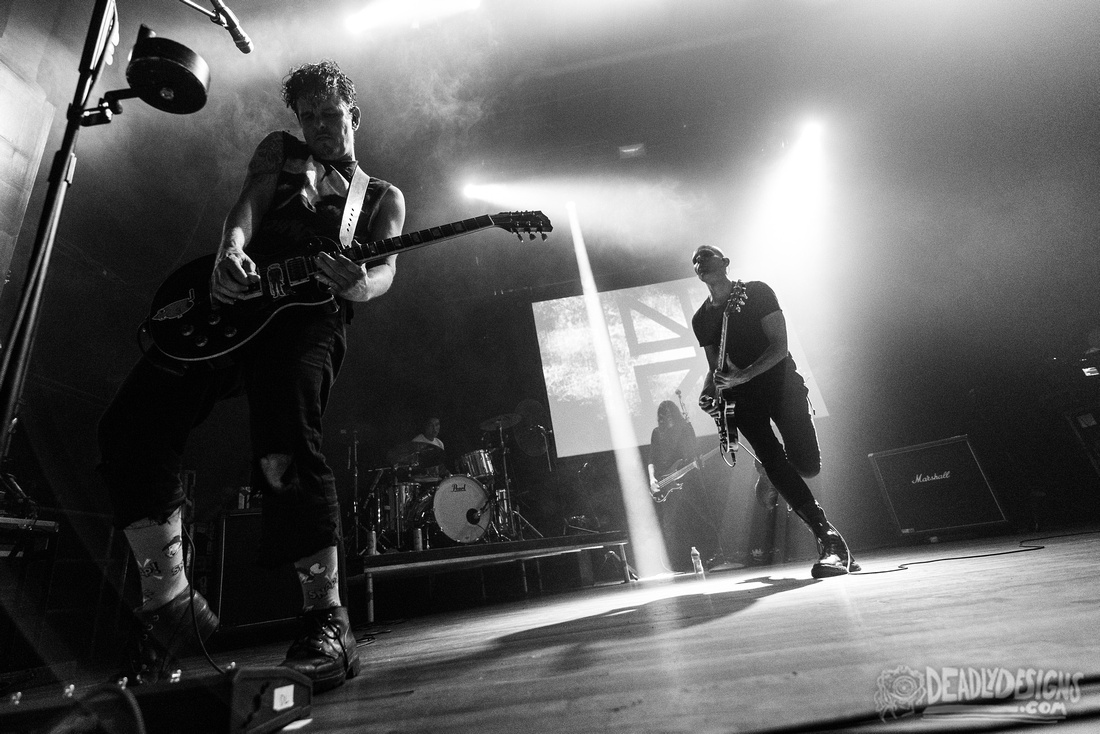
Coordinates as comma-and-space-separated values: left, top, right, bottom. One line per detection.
0, 666, 311, 734
1065, 405, 1100, 478
215, 510, 302, 628
868, 435, 1008, 538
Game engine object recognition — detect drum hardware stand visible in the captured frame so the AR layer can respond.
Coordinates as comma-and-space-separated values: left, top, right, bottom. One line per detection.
491, 433, 543, 541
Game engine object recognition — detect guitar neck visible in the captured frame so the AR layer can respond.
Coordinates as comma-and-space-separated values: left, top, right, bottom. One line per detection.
346, 215, 500, 265
657, 446, 721, 488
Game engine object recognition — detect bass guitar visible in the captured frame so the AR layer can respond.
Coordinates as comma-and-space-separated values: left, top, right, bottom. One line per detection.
712, 280, 748, 464
651, 446, 721, 503
147, 211, 552, 362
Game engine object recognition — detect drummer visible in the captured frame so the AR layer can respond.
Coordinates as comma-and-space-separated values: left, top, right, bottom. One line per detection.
412, 417, 444, 451
410, 417, 447, 481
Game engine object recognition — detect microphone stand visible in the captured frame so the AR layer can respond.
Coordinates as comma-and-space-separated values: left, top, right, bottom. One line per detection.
539, 425, 554, 472
0, 0, 119, 467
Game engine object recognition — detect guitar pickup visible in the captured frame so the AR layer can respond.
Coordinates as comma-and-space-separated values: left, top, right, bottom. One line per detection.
285, 256, 311, 286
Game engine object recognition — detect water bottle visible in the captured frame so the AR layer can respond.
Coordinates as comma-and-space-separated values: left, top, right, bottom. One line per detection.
690, 546, 705, 578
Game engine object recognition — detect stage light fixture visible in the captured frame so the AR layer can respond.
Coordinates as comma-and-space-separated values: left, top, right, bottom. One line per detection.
83, 25, 210, 125
125, 25, 210, 114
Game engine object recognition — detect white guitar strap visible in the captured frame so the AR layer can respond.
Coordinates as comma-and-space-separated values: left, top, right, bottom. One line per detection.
339, 165, 371, 249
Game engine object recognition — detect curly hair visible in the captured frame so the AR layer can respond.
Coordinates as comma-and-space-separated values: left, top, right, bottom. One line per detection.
281, 60, 356, 112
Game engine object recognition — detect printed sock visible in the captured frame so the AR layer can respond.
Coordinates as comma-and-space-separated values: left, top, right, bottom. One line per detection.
294, 545, 341, 612
124, 507, 189, 610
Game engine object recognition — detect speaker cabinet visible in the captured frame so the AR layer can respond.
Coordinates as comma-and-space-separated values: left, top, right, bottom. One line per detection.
215, 510, 302, 628
1066, 405, 1100, 478
868, 435, 1008, 538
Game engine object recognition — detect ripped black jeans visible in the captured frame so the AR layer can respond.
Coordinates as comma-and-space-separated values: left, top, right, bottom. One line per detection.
98, 308, 345, 566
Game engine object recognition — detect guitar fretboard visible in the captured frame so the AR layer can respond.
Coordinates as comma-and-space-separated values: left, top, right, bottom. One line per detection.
348, 215, 497, 263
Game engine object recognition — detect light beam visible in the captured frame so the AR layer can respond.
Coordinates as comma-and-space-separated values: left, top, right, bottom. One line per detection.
566, 202, 669, 579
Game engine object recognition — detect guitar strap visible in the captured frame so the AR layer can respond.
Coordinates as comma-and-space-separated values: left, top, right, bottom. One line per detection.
339, 165, 371, 249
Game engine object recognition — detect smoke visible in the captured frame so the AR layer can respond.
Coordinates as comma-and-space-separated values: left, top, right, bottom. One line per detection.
364, 22, 496, 168
465, 174, 714, 258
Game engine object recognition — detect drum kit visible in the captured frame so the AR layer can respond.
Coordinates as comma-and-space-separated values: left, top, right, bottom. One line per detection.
348, 413, 543, 555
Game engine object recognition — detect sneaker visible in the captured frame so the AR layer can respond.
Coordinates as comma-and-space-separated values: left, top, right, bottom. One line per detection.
281, 606, 360, 692
126, 587, 219, 684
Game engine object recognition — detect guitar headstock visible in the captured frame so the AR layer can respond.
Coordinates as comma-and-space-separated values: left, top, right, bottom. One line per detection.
489, 211, 553, 241
728, 280, 748, 313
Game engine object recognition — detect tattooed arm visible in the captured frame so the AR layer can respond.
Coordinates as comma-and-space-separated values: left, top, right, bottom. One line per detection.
211, 132, 283, 305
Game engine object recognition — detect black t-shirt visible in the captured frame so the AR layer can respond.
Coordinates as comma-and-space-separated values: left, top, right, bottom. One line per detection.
691, 280, 794, 387
649, 423, 697, 478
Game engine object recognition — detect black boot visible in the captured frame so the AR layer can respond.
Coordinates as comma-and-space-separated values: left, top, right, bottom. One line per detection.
281, 606, 360, 693
125, 586, 219, 684
794, 501, 860, 578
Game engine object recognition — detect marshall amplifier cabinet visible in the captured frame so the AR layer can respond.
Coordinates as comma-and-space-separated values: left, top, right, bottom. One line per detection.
868, 435, 1008, 538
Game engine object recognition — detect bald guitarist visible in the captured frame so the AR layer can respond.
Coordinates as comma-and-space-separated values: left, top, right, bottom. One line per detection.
691, 244, 859, 578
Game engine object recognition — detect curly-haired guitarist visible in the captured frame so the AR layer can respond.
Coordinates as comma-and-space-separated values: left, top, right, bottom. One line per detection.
691, 244, 859, 577
98, 60, 404, 691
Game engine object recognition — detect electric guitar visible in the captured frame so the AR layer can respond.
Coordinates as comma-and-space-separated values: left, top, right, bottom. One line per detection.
146, 211, 552, 362
712, 281, 748, 463
651, 446, 721, 503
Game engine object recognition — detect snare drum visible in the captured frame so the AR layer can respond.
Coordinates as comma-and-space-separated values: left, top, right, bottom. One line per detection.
460, 449, 494, 479
407, 475, 491, 544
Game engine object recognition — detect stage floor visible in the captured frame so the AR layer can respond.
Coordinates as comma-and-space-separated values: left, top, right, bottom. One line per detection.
221, 529, 1100, 732
10, 529, 1100, 733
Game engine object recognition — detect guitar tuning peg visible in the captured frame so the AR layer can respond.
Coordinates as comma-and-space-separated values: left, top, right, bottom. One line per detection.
540, 232, 548, 241
528, 232, 536, 241
515, 231, 523, 241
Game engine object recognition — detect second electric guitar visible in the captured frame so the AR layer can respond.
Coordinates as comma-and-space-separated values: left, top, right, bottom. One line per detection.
651, 446, 721, 503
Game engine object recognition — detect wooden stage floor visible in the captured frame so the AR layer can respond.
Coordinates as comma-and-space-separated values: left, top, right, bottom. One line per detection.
220, 529, 1100, 732
7, 529, 1100, 733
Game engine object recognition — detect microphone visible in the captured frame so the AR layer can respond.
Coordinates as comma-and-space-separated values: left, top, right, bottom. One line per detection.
210, 0, 253, 53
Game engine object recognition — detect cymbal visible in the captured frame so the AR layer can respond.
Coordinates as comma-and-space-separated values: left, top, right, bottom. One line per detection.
386, 441, 445, 467
479, 413, 521, 432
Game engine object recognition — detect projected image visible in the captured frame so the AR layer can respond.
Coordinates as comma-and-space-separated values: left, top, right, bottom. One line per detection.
534, 278, 710, 458
533, 277, 827, 458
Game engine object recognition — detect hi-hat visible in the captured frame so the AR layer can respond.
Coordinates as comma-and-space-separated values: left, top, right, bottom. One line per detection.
479, 413, 521, 432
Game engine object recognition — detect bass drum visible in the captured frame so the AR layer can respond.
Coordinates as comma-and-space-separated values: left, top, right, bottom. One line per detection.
408, 475, 491, 544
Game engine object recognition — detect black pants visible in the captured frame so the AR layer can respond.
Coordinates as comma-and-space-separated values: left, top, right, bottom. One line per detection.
730, 364, 819, 511
98, 308, 346, 566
